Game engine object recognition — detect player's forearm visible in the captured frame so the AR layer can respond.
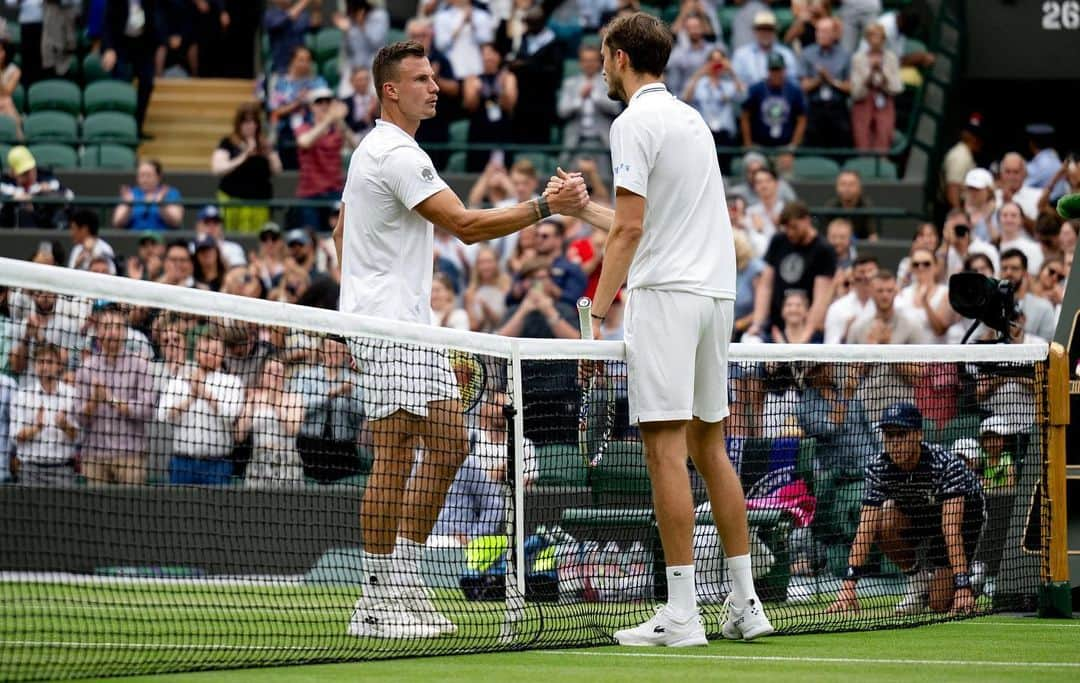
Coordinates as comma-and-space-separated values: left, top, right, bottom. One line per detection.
576, 201, 614, 232
332, 207, 345, 267
451, 200, 546, 244
591, 222, 641, 318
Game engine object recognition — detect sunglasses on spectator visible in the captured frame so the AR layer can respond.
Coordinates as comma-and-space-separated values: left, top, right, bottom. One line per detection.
912, 260, 934, 269
260, 233, 280, 242
1046, 269, 1066, 282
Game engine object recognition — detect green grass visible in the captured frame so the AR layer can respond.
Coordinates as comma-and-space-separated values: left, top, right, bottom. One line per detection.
1, 580, 1074, 682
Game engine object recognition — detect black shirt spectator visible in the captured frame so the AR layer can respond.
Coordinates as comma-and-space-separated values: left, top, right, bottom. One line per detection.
749, 201, 836, 342
102, 0, 165, 135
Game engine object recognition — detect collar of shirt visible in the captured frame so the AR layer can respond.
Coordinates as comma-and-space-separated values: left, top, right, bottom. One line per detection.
628, 82, 669, 105
374, 118, 414, 141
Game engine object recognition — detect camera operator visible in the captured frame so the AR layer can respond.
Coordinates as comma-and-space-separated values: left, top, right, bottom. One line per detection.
939, 209, 999, 279
998, 249, 1056, 342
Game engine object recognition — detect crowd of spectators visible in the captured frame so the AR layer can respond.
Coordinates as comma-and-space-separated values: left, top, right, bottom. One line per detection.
0, 0, 1073, 554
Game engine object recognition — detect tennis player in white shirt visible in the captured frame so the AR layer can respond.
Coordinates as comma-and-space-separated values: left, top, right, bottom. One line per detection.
332, 40, 586, 640
548, 13, 773, 646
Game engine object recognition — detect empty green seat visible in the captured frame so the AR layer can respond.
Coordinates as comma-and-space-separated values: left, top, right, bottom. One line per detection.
449, 119, 469, 144
320, 59, 340, 88
83, 81, 137, 115
0, 115, 19, 144
387, 28, 406, 45
81, 143, 137, 170
535, 443, 587, 487
562, 58, 581, 79
313, 27, 343, 63
445, 151, 466, 173
13, 83, 26, 113
27, 143, 79, 169
28, 79, 82, 115
83, 111, 139, 145
843, 156, 898, 180
791, 155, 840, 181
82, 53, 110, 83
0, 144, 10, 171
23, 111, 78, 144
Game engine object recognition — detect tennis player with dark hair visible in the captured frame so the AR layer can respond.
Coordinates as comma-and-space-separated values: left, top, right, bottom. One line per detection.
333, 40, 586, 639
548, 12, 773, 645
827, 401, 985, 617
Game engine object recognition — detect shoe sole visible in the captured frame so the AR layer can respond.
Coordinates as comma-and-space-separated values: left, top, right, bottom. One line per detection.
614, 633, 708, 647
740, 622, 775, 641
346, 623, 443, 639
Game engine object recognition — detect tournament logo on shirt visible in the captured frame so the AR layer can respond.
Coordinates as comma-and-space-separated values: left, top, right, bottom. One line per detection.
421, 167, 435, 182
779, 252, 806, 284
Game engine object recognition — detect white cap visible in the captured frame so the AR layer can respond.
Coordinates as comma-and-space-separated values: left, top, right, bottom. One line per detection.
753, 10, 777, 28
964, 167, 994, 190
979, 415, 1013, 436
306, 87, 336, 104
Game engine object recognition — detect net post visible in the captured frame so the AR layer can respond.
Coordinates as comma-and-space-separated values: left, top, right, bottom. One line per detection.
509, 343, 527, 597
1041, 342, 1072, 616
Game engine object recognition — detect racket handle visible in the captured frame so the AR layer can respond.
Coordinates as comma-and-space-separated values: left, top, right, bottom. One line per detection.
577, 297, 594, 341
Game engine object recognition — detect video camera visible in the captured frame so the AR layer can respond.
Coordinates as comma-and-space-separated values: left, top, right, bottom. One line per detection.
948, 272, 1021, 343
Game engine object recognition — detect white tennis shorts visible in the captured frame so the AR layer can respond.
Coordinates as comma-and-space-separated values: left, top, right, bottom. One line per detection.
624, 289, 734, 425
349, 339, 458, 421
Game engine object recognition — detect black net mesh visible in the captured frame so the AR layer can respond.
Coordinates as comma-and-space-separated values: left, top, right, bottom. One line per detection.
0, 268, 1053, 681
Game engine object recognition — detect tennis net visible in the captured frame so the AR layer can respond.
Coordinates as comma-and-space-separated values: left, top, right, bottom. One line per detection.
0, 258, 1057, 681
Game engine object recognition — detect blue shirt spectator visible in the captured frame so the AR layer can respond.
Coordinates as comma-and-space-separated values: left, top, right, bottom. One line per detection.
741, 56, 807, 148
730, 10, 799, 86
263, 0, 311, 74
112, 160, 184, 231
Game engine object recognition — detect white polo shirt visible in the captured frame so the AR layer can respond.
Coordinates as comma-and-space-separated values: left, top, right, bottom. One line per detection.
339, 119, 450, 323
611, 83, 735, 300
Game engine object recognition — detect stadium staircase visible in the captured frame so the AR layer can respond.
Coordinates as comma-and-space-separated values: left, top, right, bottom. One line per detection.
139, 79, 257, 172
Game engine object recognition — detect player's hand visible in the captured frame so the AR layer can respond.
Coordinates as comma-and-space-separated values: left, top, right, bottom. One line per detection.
545, 168, 589, 215
826, 581, 860, 614
951, 587, 975, 615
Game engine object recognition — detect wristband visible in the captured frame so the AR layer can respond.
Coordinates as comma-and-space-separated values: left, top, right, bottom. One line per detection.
531, 199, 543, 221
953, 572, 971, 590
537, 195, 552, 219
845, 565, 866, 581
591, 313, 606, 322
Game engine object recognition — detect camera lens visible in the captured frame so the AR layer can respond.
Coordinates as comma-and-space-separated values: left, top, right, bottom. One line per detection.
954, 224, 969, 237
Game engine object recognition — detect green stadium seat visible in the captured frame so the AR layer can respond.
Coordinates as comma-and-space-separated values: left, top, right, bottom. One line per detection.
843, 156, 898, 180
28, 143, 79, 169
661, 5, 680, 24
719, 6, 739, 34
791, 155, 840, 181
320, 59, 340, 88
28, 79, 82, 115
773, 7, 795, 34
23, 111, 78, 144
0, 144, 10, 171
82, 111, 139, 145
639, 4, 662, 19
313, 27, 343, 63
13, 83, 25, 113
449, 119, 469, 144
387, 28, 406, 45
82, 53, 110, 83
83, 81, 137, 115
589, 441, 650, 500
536, 443, 587, 487
562, 58, 581, 79
445, 151, 467, 173
0, 115, 19, 144
81, 143, 137, 170
903, 37, 928, 58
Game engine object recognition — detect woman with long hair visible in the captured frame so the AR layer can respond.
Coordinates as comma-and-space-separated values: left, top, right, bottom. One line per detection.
463, 245, 511, 333
193, 237, 227, 292
897, 222, 941, 287
212, 103, 283, 233
237, 355, 305, 488
430, 272, 469, 330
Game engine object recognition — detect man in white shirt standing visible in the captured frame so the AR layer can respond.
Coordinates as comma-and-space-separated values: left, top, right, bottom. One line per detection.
10, 344, 79, 486
548, 12, 773, 647
332, 40, 586, 640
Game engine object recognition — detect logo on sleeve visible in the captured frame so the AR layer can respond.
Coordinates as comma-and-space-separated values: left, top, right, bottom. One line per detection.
421, 167, 435, 182
613, 163, 631, 177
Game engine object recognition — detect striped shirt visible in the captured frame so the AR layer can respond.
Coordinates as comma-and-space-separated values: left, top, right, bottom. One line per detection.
863, 442, 984, 515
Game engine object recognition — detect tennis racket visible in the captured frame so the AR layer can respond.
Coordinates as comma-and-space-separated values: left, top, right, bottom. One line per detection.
577, 297, 615, 468
447, 349, 488, 413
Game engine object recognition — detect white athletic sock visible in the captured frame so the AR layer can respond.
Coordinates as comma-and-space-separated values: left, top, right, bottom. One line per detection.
395, 537, 426, 588
361, 550, 394, 599
726, 554, 757, 607
665, 565, 696, 619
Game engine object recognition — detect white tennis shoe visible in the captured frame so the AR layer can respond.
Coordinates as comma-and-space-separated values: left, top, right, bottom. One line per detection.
613, 605, 707, 647
721, 595, 775, 641
401, 585, 458, 636
895, 569, 932, 616
346, 596, 442, 639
